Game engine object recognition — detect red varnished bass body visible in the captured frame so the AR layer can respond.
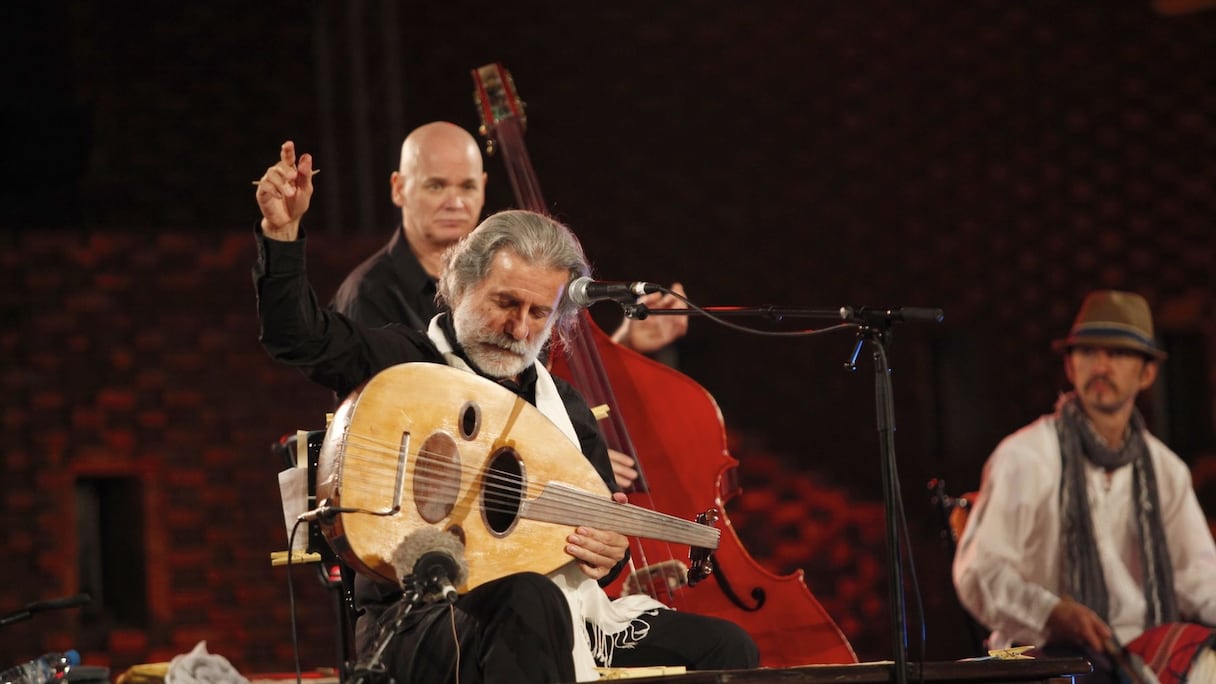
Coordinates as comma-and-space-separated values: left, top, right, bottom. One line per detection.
472, 63, 856, 667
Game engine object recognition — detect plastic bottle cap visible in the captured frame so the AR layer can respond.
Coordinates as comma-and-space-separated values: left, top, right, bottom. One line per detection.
64, 650, 81, 667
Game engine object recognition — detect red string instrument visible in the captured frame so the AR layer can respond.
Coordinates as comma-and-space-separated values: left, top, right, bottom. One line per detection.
471, 63, 857, 667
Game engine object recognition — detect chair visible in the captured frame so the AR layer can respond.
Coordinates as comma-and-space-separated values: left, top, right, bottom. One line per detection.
274, 430, 359, 682
927, 478, 988, 656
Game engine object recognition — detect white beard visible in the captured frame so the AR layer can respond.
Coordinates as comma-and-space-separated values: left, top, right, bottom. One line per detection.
452, 303, 552, 380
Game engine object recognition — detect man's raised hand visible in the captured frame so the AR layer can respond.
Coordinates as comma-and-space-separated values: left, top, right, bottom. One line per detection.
255, 140, 315, 241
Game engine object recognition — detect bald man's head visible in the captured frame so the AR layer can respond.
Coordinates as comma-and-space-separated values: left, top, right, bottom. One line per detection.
391, 122, 487, 266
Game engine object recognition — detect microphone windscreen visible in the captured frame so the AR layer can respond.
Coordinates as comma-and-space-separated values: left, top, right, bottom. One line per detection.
566, 276, 593, 307
390, 527, 468, 587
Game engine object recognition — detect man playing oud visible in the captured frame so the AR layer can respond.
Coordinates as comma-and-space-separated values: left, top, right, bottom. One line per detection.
253, 141, 757, 683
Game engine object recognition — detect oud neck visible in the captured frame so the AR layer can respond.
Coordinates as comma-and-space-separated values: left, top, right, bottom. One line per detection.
521, 482, 720, 549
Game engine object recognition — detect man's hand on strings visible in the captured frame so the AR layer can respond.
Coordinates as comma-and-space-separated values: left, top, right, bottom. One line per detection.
609, 449, 639, 490
255, 140, 315, 241
612, 283, 689, 354
1046, 596, 1112, 653
567, 492, 630, 580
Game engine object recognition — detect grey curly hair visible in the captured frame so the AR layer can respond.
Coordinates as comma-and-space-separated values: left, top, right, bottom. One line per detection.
437, 210, 591, 344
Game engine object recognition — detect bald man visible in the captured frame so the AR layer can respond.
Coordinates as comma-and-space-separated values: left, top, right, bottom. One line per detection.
332, 122, 487, 330
332, 121, 688, 353
330, 122, 692, 489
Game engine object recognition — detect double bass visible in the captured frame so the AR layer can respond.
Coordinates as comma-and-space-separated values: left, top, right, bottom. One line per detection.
471, 63, 857, 667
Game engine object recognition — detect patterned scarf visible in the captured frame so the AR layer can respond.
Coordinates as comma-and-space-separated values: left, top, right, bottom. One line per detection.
1056, 393, 1178, 629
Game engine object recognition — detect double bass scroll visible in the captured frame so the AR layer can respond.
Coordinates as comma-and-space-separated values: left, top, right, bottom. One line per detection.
471, 62, 857, 667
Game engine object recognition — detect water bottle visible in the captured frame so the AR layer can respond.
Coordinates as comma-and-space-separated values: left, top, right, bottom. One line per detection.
0, 650, 80, 684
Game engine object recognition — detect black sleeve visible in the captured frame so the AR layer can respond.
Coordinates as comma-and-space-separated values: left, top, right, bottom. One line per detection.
252, 231, 439, 396
553, 377, 618, 494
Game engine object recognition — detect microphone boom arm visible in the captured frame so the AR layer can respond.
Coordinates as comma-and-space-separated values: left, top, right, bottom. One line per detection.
0, 593, 91, 629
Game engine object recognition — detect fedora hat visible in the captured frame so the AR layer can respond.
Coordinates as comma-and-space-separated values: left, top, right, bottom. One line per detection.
1051, 290, 1167, 360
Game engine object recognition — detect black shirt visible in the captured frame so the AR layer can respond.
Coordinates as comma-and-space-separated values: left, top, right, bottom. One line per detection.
254, 231, 625, 623
329, 226, 440, 330
254, 232, 667, 673
253, 231, 614, 486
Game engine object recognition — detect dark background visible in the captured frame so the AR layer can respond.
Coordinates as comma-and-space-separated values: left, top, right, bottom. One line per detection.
2, 0, 1215, 676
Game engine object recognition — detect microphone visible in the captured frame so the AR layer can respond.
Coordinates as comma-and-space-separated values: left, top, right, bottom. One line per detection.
390, 527, 468, 604
567, 276, 662, 308
414, 551, 462, 604
840, 305, 944, 325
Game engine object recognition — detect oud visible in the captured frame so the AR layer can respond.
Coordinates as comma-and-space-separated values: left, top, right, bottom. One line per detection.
316, 362, 718, 589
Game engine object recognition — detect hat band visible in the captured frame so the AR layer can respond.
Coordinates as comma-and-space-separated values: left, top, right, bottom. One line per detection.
1070, 324, 1157, 349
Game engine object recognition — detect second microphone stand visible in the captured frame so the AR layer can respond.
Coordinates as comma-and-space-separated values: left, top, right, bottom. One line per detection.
847, 312, 911, 684
625, 300, 941, 684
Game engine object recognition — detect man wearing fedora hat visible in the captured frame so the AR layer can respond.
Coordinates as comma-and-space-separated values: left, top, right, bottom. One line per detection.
954, 290, 1216, 682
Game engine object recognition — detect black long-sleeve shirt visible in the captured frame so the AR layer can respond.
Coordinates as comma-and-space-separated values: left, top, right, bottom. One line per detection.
254, 231, 628, 634
252, 231, 616, 488
329, 226, 440, 331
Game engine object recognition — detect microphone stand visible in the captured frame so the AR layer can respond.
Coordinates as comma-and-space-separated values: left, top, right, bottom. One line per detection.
845, 309, 909, 684
0, 593, 91, 629
620, 300, 943, 684
348, 581, 425, 684
620, 303, 844, 321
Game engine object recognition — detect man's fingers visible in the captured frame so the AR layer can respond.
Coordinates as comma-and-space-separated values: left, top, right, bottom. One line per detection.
660, 295, 689, 311
565, 538, 611, 575
259, 145, 317, 202
297, 153, 315, 194
608, 450, 638, 489
280, 140, 296, 166
566, 524, 629, 579
258, 163, 296, 197
572, 527, 627, 556
612, 463, 639, 489
636, 290, 661, 306
267, 141, 305, 196
663, 283, 688, 308
1083, 622, 1108, 653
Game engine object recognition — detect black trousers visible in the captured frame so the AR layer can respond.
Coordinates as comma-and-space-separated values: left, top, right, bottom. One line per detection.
356, 572, 758, 683
594, 606, 759, 671
359, 572, 576, 684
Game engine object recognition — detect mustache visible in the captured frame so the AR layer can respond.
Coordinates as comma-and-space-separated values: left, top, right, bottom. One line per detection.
469, 330, 532, 355
1085, 375, 1118, 392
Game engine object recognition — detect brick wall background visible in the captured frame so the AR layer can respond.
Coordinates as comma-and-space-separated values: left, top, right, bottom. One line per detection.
2, 0, 1215, 676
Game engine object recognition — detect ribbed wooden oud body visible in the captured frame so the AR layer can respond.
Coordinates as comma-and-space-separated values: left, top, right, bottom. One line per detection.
317, 362, 609, 589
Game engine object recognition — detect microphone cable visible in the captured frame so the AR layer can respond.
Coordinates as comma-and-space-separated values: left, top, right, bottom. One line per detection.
283, 503, 397, 684
618, 285, 861, 339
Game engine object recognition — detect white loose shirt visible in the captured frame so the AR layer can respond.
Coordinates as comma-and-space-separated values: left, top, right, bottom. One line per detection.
952, 415, 1216, 647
